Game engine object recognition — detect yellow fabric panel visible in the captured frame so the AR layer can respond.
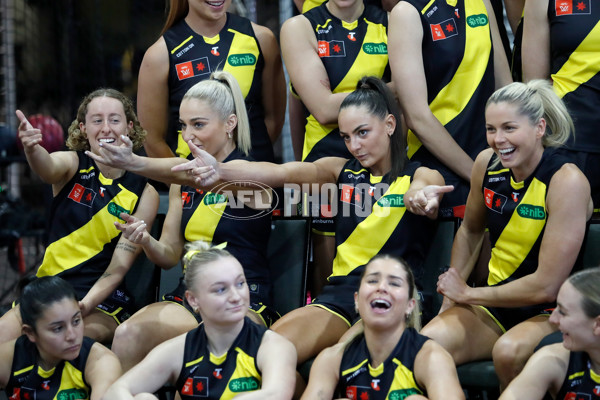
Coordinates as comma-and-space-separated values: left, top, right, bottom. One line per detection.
332, 175, 411, 277
219, 347, 262, 399
37, 185, 139, 277
407, 0, 491, 157
488, 178, 547, 286
183, 191, 227, 242
224, 29, 260, 98
387, 358, 422, 397
52, 362, 89, 400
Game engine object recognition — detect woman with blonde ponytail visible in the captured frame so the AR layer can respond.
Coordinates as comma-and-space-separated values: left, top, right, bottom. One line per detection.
421, 80, 593, 389
301, 255, 463, 399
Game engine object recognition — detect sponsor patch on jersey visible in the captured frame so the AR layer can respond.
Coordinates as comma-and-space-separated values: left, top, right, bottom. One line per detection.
362, 42, 388, 55
228, 53, 257, 66
181, 376, 209, 397
430, 18, 458, 41
484, 188, 507, 213
466, 13, 489, 28
516, 204, 546, 220
377, 194, 404, 207
107, 202, 130, 220
181, 191, 195, 209
175, 57, 211, 81
389, 388, 420, 400
563, 391, 592, 400
229, 377, 259, 392
68, 183, 96, 207
555, 0, 591, 16
318, 40, 346, 57
57, 388, 88, 400
341, 184, 358, 205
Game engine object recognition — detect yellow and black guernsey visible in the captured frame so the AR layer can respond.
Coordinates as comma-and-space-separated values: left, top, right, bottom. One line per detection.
164, 13, 274, 162
556, 351, 600, 399
6, 336, 93, 400
331, 159, 436, 289
36, 152, 147, 299
403, 0, 495, 206
301, 3, 389, 162
337, 328, 428, 400
178, 149, 272, 304
483, 149, 569, 316
548, 0, 600, 152
176, 317, 266, 400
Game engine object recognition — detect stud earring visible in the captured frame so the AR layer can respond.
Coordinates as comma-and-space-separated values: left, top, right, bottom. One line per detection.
227, 131, 233, 139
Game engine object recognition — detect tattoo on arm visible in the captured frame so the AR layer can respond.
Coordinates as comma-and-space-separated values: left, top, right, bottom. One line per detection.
115, 242, 137, 253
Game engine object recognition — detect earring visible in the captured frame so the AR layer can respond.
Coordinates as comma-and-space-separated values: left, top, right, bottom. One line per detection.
227, 131, 233, 139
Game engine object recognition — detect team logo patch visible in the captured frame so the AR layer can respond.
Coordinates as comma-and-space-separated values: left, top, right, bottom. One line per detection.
362, 42, 388, 55
318, 40, 346, 57
430, 18, 458, 41
345, 386, 372, 400
555, 0, 591, 16
175, 57, 211, 81
9, 387, 36, 400
228, 54, 257, 66
484, 188, 507, 213
182, 191, 195, 209
181, 376, 209, 397
341, 184, 359, 205
68, 183, 96, 207
564, 392, 592, 400
594, 386, 600, 396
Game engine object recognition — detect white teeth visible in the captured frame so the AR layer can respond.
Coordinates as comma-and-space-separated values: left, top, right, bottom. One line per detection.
207, 0, 224, 5
371, 299, 391, 309
99, 138, 115, 143
499, 148, 515, 154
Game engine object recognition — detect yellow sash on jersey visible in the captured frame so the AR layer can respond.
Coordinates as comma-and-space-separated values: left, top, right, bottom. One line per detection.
407, 0, 491, 158
184, 191, 227, 243
488, 178, 547, 286
387, 358, 423, 398
302, 17, 389, 160
552, 19, 600, 98
331, 175, 411, 277
37, 184, 139, 278
220, 347, 262, 399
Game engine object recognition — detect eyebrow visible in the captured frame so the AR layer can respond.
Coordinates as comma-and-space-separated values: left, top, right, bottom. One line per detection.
48, 310, 81, 326
209, 274, 245, 286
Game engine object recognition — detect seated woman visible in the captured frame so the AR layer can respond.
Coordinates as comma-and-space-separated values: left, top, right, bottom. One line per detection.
498, 267, 600, 400
301, 254, 464, 400
0, 276, 121, 400
164, 76, 454, 368
420, 80, 593, 388
0, 89, 159, 344
108, 71, 277, 372
102, 243, 296, 400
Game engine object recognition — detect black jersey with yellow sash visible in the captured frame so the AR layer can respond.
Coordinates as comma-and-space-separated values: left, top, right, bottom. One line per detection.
337, 328, 428, 400
176, 317, 265, 400
483, 148, 569, 289
36, 152, 147, 298
403, 0, 495, 192
556, 351, 600, 399
6, 336, 93, 400
331, 159, 436, 288
164, 13, 274, 162
548, 0, 600, 152
180, 149, 271, 294
301, 3, 389, 162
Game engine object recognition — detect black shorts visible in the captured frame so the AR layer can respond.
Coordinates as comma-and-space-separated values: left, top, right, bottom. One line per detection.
95, 287, 135, 325
308, 269, 363, 327
479, 303, 553, 332
162, 279, 280, 327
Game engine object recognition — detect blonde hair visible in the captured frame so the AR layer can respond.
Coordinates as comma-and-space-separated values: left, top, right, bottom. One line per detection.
66, 88, 146, 151
182, 241, 236, 293
486, 80, 574, 168
567, 267, 600, 319
182, 71, 251, 155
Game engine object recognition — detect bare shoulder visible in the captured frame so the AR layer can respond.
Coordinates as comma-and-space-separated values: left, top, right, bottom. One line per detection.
250, 22, 277, 44
547, 162, 592, 215
281, 14, 312, 37
140, 37, 169, 71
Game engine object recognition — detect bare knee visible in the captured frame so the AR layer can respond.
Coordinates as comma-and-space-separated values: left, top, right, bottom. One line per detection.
112, 320, 144, 355
492, 335, 532, 385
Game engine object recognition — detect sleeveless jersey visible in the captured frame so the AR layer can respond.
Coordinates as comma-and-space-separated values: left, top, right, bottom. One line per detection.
176, 318, 266, 400
403, 0, 495, 190
179, 149, 271, 288
301, 3, 389, 162
6, 336, 94, 400
548, 0, 600, 152
483, 148, 568, 289
36, 152, 147, 298
163, 13, 274, 162
331, 159, 436, 288
556, 351, 600, 399
337, 328, 428, 400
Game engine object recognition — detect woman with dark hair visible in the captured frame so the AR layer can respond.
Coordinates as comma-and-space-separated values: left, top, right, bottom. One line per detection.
0, 276, 121, 400
301, 255, 464, 399
170, 76, 453, 368
0, 89, 159, 344
500, 267, 600, 399
138, 0, 285, 162
102, 243, 296, 400
420, 80, 593, 388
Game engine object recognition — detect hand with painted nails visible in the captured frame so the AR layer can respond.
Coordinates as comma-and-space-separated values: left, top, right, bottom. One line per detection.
407, 184, 454, 218
15, 110, 42, 152
171, 140, 220, 187
114, 212, 150, 246
86, 134, 134, 169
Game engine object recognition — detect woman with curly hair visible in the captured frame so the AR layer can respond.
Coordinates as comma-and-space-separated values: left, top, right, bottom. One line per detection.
0, 89, 159, 345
